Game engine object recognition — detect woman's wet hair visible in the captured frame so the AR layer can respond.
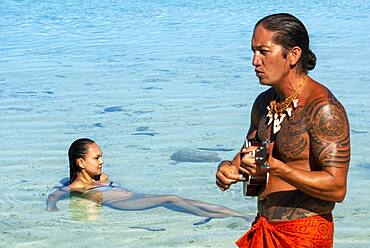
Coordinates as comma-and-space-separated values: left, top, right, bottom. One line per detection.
255, 13, 316, 74
68, 138, 95, 183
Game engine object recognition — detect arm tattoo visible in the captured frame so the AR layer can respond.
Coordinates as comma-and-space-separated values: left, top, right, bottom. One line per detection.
307, 98, 350, 168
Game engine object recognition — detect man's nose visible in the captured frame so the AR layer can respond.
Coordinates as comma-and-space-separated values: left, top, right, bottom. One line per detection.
252, 53, 262, 66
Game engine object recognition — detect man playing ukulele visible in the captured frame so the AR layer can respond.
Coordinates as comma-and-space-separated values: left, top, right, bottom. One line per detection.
215, 13, 350, 248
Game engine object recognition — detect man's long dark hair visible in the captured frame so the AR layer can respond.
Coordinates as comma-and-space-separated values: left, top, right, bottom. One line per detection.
68, 138, 95, 183
256, 13, 316, 74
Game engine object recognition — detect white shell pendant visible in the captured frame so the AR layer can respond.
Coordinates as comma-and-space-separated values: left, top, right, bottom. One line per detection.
273, 120, 281, 134
279, 113, 286, 123
286, 107, 292, 117
267, 116, 273, 126
272, 114, 283, 134
265, 76, 306, 134
293, 99, 299, 108
266, 111, 273, 126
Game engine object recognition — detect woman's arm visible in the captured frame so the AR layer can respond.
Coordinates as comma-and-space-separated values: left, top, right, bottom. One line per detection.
46, 187, 70, 212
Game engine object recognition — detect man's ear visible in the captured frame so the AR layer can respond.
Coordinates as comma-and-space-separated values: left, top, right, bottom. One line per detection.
77, 158, 85, 169
288, 46, 302, 66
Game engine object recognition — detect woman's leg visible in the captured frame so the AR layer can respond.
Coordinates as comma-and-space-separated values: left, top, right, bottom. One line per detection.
106, 193, 247, 219
179, 198, 248, 219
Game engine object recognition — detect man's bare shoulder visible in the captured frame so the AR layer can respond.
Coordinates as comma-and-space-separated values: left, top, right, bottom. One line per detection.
249, 88, 275, 133
254, 87, 275, 109
306, 82, 347, 124
255, 87, 275, 101
303, 80, 346, 122
305, 80, 343, 106
303, 80, 350, 168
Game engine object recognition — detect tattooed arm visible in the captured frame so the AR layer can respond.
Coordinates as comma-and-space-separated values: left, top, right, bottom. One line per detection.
268, 99, 350, 202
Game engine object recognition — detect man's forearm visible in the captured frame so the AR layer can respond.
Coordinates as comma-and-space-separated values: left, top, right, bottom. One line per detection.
271, 160, 347, 202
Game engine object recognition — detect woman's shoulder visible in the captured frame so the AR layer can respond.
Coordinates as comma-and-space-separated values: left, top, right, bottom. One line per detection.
68, 181, 87, 192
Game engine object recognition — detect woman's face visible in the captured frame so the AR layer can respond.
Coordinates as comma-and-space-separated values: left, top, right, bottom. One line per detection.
80, 143, 104, 178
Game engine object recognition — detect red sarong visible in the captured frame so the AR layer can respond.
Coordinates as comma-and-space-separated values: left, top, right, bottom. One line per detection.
236, 214, 333, 248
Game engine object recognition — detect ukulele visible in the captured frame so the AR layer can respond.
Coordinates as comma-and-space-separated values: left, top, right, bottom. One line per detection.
240, 139, 269, 196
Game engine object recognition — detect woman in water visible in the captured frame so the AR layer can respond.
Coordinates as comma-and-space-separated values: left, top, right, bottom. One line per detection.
46, 138, 248, 224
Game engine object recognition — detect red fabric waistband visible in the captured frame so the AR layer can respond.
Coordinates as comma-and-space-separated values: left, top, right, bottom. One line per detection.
236, 214, 334, 248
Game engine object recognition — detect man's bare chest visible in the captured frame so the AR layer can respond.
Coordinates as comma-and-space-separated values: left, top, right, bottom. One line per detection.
257, 109, 310, 162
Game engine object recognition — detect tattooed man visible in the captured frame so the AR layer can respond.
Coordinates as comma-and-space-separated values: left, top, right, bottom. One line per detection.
215, 13, 350, 248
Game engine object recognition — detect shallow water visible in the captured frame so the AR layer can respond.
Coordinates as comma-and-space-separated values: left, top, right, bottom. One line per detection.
1, 0, 370, 247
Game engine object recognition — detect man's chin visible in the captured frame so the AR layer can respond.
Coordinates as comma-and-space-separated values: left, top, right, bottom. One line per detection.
258, 78, 271, 86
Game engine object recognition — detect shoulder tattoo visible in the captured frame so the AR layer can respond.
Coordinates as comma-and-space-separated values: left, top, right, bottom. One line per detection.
307, 98, 350, 168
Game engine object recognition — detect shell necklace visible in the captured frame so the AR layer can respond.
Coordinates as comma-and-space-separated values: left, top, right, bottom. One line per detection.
266, 75, 306, 134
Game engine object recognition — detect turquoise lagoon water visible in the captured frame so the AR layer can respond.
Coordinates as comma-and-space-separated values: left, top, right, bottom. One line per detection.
1, 0, 370, 247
